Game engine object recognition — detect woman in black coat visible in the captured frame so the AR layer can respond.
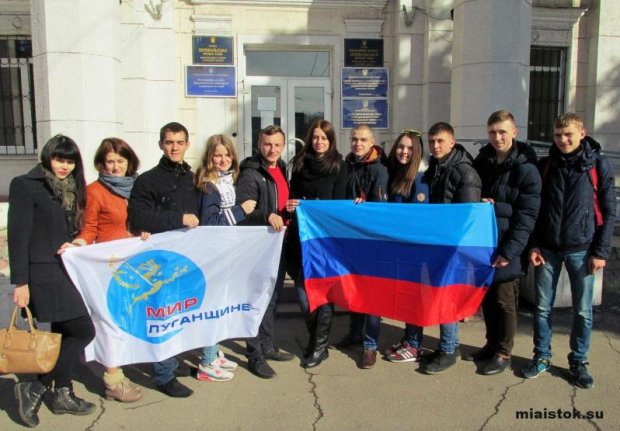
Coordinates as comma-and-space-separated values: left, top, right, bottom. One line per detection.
9, 135, 96, 427
286, 119, 347, 368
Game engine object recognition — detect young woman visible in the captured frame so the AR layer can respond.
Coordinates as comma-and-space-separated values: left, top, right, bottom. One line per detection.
286, 119, 347, 368
382, 130, 429, 363
69, 138, 144, 402
9, 135, 96, 428
194, 134, 256, 381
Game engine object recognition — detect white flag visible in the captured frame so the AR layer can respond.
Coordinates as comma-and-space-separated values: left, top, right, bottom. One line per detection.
62, 226, 284, 367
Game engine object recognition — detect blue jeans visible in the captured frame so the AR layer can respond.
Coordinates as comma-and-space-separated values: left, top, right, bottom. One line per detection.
407, 322, 459, 353
152, 357, 178, 386
533, 249, 594, 363
363, 315, 381, 350
201, 345, 219, 366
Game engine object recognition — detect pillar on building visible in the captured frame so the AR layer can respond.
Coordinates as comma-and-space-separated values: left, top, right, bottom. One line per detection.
119, 1, 177, 173
31, 0, 120, 181
450, 0, 532, 147
585, 0, 620, 154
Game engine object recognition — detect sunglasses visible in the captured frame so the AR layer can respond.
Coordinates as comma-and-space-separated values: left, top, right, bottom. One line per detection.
401, 128, 422, 136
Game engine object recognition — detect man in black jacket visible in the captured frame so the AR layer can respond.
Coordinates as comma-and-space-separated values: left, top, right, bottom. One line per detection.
469, 110, 541, 375
522, 113, 615, 389
235, 125, 295, 379
128, 122, 199, 398
419, 121, 482, 375
331, 124, 388, 370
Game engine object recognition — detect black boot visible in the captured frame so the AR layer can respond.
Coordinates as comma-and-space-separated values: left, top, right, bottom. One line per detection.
51, 385, 96, 416
303, 305, 333, 368
303, 311, 317, 358
14, 380, 48, 428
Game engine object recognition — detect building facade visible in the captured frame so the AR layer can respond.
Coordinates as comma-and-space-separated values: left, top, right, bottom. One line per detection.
0, 0, 618, 194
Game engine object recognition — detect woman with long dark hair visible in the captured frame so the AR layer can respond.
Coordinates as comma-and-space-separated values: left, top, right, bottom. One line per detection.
286, 119, 347, 368
382, 130, 430, 363
9, 135, 96, 427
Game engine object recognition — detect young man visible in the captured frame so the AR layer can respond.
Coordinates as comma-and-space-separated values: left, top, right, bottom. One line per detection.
522, 113, 615, 389
416, 121, 482, 374
469, 110, 541, 375
235, 125, 295, 379
127, 122, 199, 398
331, 124, 388, 369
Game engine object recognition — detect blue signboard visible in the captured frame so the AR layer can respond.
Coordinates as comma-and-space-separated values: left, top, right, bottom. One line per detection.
342, 67, 389, 98
342, 99, 388, 129
192, 36, 234, 65
185, 65, 236, 98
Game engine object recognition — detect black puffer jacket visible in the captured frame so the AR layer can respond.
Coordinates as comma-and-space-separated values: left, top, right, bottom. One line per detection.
533, 136, 616, 259
424, 144, 481, 203
128, 156, 199, 234
236, 154, 288, 225
474, 141, 541, 282
344, 146, 388, 202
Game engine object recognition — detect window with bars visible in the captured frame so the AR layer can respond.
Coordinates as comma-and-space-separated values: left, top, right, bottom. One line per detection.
0, 38, 36, 155
528, 46, 566, 143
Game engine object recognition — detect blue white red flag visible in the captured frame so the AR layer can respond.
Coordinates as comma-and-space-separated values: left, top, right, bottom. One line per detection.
62, 227, 284, 367
296, 201, 497, 326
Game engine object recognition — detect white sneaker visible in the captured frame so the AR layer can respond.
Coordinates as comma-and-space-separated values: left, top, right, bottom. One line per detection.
212, 351, 238, 371
196, 363, 233, 382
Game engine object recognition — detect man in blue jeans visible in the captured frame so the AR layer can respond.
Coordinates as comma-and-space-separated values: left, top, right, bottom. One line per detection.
128, 122, 199, 397
414, 122, 481, 374
522, 113, 615, 389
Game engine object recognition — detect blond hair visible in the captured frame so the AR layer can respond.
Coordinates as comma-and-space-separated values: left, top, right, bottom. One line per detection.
194, 134, 240, 190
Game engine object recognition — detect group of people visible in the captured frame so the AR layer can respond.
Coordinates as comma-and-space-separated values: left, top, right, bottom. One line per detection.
7, 110, 614, 428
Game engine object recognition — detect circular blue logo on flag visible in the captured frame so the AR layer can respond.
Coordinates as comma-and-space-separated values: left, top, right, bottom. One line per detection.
107, 250, 205, 344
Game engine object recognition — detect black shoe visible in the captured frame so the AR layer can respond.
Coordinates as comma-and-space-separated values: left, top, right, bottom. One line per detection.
51, 385, 96, 416
568, 361, 594, 389
264, 348, 295, 362
157, 378, 193, 398
302, 348, 329, 368
174, 363, 193, 377
423, 350, 458, 374
463, 345, 495, 362
329, 334, 362, 350
248, 358, 276, 378
482, 354, 511, 375
14, 380, 48, 428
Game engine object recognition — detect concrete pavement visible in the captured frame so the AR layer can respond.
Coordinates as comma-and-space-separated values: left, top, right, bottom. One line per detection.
1, 302, 619, 431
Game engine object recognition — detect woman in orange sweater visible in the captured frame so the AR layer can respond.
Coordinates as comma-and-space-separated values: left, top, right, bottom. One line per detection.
72, 138, 143, 402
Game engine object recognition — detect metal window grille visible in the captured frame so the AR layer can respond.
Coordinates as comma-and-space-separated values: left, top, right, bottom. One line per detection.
0, 38, 36, 155
528, 46, 566, 143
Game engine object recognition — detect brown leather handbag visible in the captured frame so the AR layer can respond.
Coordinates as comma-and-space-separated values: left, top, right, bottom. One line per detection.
0, 306, 62, 374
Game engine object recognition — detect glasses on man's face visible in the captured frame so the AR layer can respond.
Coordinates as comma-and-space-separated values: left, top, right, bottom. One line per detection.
402, 128, 422, 136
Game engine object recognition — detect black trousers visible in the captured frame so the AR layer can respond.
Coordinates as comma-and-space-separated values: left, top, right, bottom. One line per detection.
39, 315, 95, 388
246, 250, 286, 361
482, 278, 520, 356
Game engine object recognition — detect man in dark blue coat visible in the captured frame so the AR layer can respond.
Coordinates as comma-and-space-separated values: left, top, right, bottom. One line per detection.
470, 110, 541, 375
522, 113, 616, 389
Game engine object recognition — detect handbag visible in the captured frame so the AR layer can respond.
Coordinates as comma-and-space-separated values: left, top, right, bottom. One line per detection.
0, 305, 62, 374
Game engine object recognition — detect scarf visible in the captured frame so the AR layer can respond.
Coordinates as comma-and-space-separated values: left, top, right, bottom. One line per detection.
345, 145, 382, 166
42, 166, 76, 211
214, 170, 236, 210
98, 173, 136, 199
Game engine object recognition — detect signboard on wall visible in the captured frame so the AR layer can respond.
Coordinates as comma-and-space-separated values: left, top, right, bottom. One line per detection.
192, 36, 234, 65
342, 99, 388, 129
341, 67, 389, 129
344, 39, 383, 67
185, 65, 236, 97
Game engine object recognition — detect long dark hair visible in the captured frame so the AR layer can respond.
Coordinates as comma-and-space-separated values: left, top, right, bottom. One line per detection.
40, 134, 87, 230
291, 119, 341, 173
387, 130, 424, 199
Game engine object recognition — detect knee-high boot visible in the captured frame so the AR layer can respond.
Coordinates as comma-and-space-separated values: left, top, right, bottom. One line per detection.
302, 304, 333, 368
303, 310, 317, 358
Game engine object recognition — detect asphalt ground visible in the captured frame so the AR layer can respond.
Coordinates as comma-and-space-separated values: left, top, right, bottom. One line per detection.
1, 299, 619, 431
